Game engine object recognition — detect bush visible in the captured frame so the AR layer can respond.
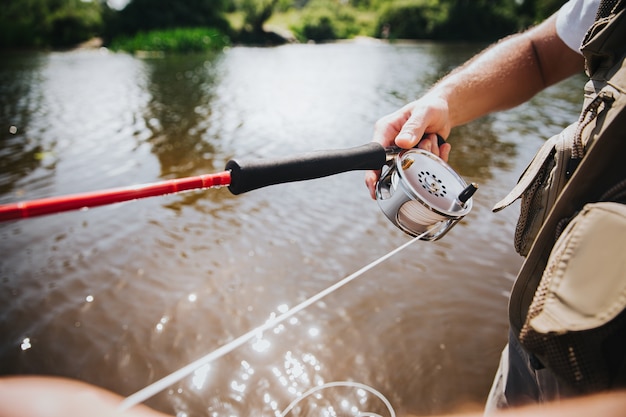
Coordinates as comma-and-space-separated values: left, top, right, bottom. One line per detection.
376, 0, 442, 40
109, 27, 230, 53
48, 5, 103, 47
300, 10, 337, 41
435, 0, 519, 41
291, 0, 360, 42
112, 0, 230, 37
0, 0, 103, 48
376, 0, 520, 42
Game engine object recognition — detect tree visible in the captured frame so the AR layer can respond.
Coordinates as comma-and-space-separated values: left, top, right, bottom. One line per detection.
376, 0, 522, 42
436, 0, 520, 41
0, 0, 104, 48
240, 0, 279, 35
113, 0, 229, 36
518, 0, 568, 23
48, 0, 104, 46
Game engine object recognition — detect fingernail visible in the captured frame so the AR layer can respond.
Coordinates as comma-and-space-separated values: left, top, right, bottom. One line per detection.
396, 132, 414, 142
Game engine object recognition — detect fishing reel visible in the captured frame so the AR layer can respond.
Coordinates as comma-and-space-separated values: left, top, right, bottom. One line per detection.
376, 148, 476, 241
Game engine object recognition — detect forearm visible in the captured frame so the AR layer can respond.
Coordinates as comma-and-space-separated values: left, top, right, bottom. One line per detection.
427, 14, 584, 128
430, 35, 545, 127
365, 12, 585, 198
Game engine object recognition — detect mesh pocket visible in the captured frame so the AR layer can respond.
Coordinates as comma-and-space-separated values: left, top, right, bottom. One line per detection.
513, 156, 553, 256
521, 308, 626, 393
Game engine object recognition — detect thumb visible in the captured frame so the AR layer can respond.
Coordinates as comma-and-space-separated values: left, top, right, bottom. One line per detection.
394, 121, 425, 149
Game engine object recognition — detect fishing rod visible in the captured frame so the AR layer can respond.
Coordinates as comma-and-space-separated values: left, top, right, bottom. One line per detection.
0, 138, 477, 241
0, 142, 387, 222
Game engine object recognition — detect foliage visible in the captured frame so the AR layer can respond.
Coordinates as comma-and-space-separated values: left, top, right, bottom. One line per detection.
48, 0, 104, 46
291, 0, 362, 42
436, 0, 520, 41
377, 0, 527, 41
109, 27, 230, 53
376, 0, 443, 40
0, 0, 103, 48
240, 0, 279, 34
229, 0, 296, 34
0, 0, 570, 50
520, 0, 568, 23
111, 0, 230, 37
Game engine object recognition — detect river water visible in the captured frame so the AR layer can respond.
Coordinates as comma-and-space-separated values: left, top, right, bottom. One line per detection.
0, 41, 586, 416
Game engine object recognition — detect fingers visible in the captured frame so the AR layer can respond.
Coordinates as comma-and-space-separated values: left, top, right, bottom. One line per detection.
416, 133, 438, 154
393, 97, 451, 148
365, 169, 380, 200
415, 134, 451, 162
367, 108, 410, 200
395, 122, 425, 149
371, 107, 413, 148
382, 105, 425, 149
440, 141, 451, 162
366, 97, 452, 199
364, 136, 451, 199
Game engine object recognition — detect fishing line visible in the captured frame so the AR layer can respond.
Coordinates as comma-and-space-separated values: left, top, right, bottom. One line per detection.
117, 232, 425, 412
279, 381, 396, 417
397, 200, 448, 235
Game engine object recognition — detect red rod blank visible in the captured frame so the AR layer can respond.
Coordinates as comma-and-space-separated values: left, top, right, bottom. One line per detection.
0, 171, 231, 222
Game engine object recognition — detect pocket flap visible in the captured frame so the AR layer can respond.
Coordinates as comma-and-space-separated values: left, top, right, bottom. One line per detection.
492, 124, 577, 212
529, 202, 626, 333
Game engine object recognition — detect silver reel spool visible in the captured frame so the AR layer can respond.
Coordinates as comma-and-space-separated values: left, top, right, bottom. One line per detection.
376, 148, 475, 241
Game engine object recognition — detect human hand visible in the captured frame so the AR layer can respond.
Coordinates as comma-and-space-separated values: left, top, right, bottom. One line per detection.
365, 96, 453, 199
0, 376, 172, 417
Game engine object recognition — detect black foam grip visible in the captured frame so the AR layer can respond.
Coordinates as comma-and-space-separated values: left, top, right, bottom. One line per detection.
226, 142, 386, 195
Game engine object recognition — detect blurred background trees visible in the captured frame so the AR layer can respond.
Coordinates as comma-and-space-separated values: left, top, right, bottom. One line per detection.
1, 0, 104, 48
0, 0, 568, 50
109, 0, 230, 37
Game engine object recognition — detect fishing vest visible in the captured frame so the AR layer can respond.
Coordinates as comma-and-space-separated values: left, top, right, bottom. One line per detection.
493, 0, 626, 394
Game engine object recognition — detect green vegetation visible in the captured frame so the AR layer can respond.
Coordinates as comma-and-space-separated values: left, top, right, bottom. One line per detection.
108, 0, 230, 38
108, 27, 229, 53
373, 0, 520, 42
1, 0, 104, 48
288, 0, 375, 42
0, 0, 568, 52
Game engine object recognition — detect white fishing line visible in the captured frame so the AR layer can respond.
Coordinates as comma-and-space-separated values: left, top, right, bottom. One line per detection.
279, 381, 396, 417
398, 199, 447, 234
118, 232, 425, 412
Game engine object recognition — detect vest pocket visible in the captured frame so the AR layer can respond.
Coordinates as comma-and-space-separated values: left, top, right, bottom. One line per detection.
519, 202, 626, 392
492, 125, 576, 256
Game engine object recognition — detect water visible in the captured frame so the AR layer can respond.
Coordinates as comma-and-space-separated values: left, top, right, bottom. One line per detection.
0, 40, 586, 416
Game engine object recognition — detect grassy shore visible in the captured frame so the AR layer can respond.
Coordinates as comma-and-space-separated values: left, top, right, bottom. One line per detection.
109, 27, 229, 53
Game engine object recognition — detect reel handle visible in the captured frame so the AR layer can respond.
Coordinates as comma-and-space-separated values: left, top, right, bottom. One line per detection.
226, 142, 387, 195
